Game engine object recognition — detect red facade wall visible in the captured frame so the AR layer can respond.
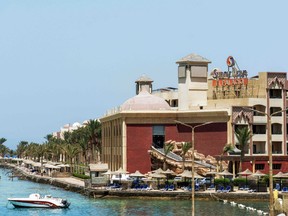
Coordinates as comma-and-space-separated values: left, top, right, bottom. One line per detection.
165, 123, 227, 156
126, 125, 153, 173
242, 161, 288, 175
126, 123, 227, 174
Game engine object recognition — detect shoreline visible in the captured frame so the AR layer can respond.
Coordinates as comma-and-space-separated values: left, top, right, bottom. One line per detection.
1, 163, 273, 201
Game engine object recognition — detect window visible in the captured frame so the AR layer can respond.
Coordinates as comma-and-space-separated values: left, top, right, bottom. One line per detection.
152, 125, 165, 148
178, 66, 186, 78
273, 164, 282, 170
255, 164, 265, 170
272, 142, 282, 154
269, 89, 282, 99
270, 107, 282, 116
272, 123, 282, 134
252, 125, 266, 134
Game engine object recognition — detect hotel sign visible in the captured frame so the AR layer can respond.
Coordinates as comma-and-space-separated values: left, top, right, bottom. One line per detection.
212, 78, 248, 87
211, 56, 248, 87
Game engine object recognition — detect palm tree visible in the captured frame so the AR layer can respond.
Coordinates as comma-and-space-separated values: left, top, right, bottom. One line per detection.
181, 142, 192, 170
235, 126, 252, 173
163, 141, 174, 170
16, 141, 28, 158
0, 137, 7, 145
0, 138, 9, 157
61, 144, 81, 166
85, 119, 101, 163
220, 143, 234, 172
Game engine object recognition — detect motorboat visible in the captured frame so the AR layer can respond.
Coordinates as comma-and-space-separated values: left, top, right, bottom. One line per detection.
8, 193, 70, 208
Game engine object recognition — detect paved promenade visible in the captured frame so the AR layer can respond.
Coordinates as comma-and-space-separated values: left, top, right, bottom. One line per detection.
3, 164, 274, 201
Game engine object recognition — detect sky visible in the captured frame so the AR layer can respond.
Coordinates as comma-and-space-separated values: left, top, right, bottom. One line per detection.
1, 0, 288, 150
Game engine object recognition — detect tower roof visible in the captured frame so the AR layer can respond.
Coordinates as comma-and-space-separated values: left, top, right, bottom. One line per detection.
176, 53, 211, 64
135, 74, 153, 83
121, 90, 171, 111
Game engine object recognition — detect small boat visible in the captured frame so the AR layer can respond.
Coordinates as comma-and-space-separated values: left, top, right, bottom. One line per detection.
8, 193, 70, 208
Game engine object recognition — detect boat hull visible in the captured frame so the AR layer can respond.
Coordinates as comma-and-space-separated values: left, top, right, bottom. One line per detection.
8, 198, 70, 208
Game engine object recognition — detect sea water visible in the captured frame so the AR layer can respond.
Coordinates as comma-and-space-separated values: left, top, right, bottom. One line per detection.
0, 168, 269, 216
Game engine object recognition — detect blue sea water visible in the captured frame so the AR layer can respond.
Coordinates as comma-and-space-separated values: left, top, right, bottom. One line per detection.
0, 168, 269, 216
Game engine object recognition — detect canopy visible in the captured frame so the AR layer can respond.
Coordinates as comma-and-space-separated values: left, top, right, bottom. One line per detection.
115, 167, 129, 174
251, 170, 265, 177
130, 170, 146, 178
206, 171, 218, 175
161, 169, 176, 175
238, 169, 253, 176
102, 169, 113, 175
152, 168, 164, 173
274, 172, 288, 178
178, 170, 192, 178
218, 170, 233, 176
149, 172, 166, 179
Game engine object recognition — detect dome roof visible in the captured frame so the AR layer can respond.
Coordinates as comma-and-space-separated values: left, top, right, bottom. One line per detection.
121, 90, 171, 111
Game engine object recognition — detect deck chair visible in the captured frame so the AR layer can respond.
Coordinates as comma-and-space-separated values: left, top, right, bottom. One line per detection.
223, 185, 231, 193
274, 183, 280, 191
217, 186, 224, 193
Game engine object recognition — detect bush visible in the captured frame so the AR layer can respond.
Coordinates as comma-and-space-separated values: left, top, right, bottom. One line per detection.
233, 178, 246, 186
214, 178, 231, 185
73, 173, 90, 179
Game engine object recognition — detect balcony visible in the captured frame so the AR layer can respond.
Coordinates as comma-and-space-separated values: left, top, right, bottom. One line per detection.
252, 134, 267, 141
253, 116, 267, 123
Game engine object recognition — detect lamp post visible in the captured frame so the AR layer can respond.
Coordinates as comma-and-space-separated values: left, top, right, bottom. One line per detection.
244, 107, 287, 216
175, 120, 213, 216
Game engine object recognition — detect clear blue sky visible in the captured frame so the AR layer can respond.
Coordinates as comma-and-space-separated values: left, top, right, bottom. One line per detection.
1, 0, 288, 150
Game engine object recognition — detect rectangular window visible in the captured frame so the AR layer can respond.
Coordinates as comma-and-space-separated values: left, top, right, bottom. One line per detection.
252, 125, 266, 134
269, 89, 282, 99
178, 66, 186, 78
152, 125, 165, 148
273, 164, 281, 170
255, 164, 265, 170
191, 66, 207, 78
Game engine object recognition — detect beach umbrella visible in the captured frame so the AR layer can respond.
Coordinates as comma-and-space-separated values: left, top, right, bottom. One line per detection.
274, 172, 288, 191
152, 168, 164, 173
206, 171, 218, 186
218, 170, 233, 187
251, 170, 266, 192
149, 172, 166, 189
161, 169, 176, 184
115, 167, 129, 184
178, 170, 192, 178
238, 169, 253, 188
102, 169, 114, 185
130, 170, 145, 178
161, 169, 176, 175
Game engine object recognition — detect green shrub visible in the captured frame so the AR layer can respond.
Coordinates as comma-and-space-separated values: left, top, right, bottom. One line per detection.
214, 178, 231, 185
73, 173, 90, 179
233, 178, 246, 186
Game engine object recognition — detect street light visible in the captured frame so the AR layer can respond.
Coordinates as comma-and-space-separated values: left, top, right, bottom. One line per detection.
175, 120, 213, 216
244, 107, 287, 216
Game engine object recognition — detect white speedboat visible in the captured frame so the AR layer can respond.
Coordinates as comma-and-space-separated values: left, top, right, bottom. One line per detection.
8, 193, 70, 208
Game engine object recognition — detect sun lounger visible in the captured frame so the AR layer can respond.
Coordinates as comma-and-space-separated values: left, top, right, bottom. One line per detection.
282, 187, 288, 192
217, 186, 225, 193
223, 186, 231, 193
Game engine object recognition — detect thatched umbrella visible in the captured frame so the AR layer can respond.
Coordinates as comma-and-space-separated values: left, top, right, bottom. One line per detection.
238, 168, 253, 188
150, 172, 166, 189
178, 170, 192, 178
251, 170, 266, 192
206, 171, 218, 186
114, 167, 129, 184
218, 170, 233, 187
274, 171, 288, 191
152, 168, 164, 173
130, 170, 145, 178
